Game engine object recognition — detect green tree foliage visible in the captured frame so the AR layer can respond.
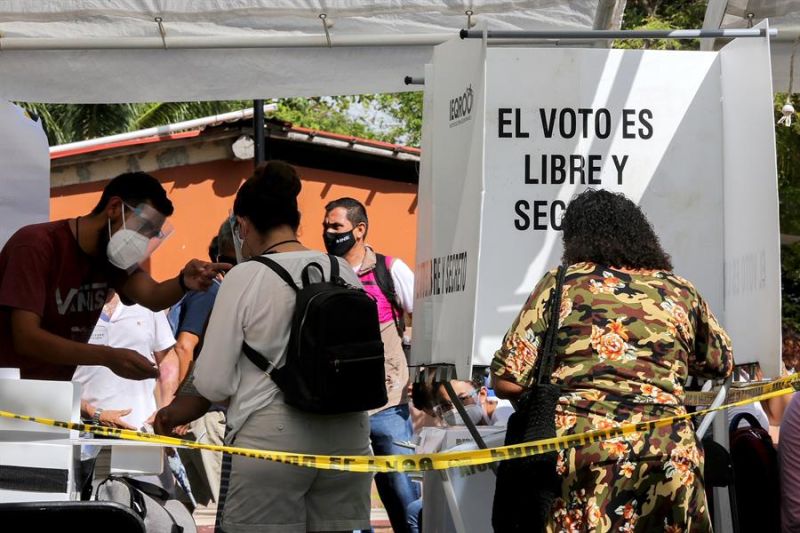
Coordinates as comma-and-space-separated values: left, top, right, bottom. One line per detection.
20, 96, 425, 148
19, 101, 251, 146
616, 0, 706, 50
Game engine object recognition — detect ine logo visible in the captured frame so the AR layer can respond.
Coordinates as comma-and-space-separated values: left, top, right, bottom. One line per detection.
449, 84, 474, 127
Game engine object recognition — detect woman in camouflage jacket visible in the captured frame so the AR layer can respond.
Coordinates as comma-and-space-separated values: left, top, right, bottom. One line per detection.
492, 189, 733, 532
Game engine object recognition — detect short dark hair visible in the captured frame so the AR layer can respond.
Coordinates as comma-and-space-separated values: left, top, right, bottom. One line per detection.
91, 172, 174, 217
216, 218, 235, 255
561, 189, 672, 271
208, 236, 219, 262
234, 161, 302, 233
325, 197, 369, 238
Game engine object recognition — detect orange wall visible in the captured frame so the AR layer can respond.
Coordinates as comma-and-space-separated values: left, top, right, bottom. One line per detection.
50, 160, 419, 281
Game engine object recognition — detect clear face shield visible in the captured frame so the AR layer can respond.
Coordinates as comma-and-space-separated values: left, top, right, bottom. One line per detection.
107, 202, 174, 272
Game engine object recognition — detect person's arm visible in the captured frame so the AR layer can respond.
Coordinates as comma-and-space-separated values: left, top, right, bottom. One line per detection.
489, 271, 557, 400
155, 347, 180, 407
491, 375, 527, 400
172, 289, 217, 382
12, 309, 158, 380
175, 332, 200, 383
690, 290, 734, 379
194, 265, 257, 402
120, 259, 231, 312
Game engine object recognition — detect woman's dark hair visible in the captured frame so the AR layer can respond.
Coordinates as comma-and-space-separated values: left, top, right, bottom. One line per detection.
561, 189, 672, 271
233, 161, 302, 233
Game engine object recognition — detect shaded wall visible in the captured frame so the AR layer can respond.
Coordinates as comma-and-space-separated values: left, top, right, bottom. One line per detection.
51, 159, 418, 281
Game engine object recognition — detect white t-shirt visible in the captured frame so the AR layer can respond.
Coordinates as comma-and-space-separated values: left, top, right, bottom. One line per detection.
389, 258, 414, 314
194, 251, 362, 441
73, 303, 175, 429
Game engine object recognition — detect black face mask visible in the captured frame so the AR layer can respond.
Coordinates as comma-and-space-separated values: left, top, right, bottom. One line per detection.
323, 230, 356, 257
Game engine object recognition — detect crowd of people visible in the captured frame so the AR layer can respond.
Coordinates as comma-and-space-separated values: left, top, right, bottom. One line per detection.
1, 164, 797, 532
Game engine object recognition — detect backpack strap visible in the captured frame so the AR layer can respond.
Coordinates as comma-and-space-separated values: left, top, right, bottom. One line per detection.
373, 253, 405, 336
242, 255, 300, 376
301, 262, 326, 287
328, 254, 341, 281
248, 255, 299, 292
730, 411, 764, 432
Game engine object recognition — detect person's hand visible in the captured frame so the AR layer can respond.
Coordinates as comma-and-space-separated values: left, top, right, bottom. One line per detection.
172, 423, 192, 436
106, 346, 159, 380
98, 408, 136, 430
153, 405, 178, 437
181, 259, 232, 291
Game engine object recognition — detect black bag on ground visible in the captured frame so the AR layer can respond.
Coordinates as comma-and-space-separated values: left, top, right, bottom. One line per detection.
242, 254, 387, 414
729, 412, 780, 533
95, 475, 196, 533
492, 265, 566, 533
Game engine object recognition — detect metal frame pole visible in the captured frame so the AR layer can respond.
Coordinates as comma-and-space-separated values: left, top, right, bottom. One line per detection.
460, 28, 777, 40
253, 99, 265, 167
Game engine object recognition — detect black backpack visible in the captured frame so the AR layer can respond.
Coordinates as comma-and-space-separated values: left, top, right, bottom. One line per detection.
729, 412, 780, 532
242, 254, 387, 414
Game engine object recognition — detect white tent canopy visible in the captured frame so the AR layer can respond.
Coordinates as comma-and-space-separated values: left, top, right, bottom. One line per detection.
0, 1, 617, 103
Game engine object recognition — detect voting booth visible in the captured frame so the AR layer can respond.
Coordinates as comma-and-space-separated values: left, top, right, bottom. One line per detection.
410, 25, 781, 533
411, 23, 782, 381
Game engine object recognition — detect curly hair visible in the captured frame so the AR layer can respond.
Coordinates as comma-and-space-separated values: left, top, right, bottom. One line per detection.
561, 189, 672, 271
783, 324, 800, 372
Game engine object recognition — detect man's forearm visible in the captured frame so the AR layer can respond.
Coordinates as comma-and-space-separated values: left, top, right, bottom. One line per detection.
123, 272, 185, 312
12, 314, 112, 367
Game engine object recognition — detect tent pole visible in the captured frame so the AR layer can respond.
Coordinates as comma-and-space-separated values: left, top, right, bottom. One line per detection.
254, 100, 265, 167
461, 28, 777, 40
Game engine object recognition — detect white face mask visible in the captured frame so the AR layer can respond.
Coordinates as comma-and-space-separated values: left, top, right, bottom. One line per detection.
107, 205, 152, 270
442, 404, 486, 426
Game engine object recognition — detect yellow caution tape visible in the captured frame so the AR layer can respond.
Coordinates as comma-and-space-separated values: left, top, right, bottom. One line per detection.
1, 376, 797, 474
684, 373, 800, 405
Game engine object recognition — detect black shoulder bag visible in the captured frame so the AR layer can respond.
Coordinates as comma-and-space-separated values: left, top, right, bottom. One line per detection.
492, 265, 566, 533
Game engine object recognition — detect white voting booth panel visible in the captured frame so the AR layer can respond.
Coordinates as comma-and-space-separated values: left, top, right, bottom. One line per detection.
411, 27, 781, 380
418, 427, 506, 533
0, 101, 50, 248
0, 379, 82, 501
0, 378, 165, 503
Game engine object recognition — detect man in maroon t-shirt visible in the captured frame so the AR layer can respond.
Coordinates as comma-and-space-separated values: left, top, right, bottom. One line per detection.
0, 172, 229, 382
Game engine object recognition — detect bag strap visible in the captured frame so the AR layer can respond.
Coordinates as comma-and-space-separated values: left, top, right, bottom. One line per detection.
301, 262, 325, 287
730, 411, 764, 432
248, 255, 299, 292
536, 265, 566, 386
328, 254, 340, 280
242, 341, 275, 376
374, 253, 405, 336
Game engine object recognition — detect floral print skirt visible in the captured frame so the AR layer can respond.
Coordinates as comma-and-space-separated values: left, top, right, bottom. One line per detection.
547, 406, 712, 533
